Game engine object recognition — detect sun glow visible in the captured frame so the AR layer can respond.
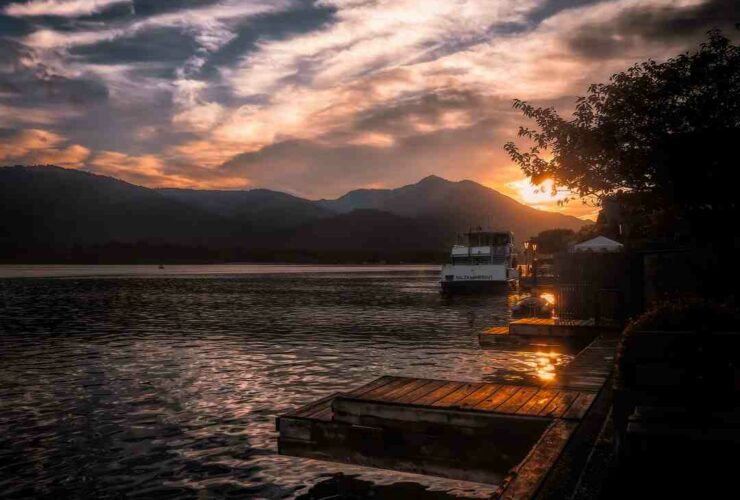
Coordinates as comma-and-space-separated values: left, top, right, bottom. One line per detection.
508, 178, 570, 206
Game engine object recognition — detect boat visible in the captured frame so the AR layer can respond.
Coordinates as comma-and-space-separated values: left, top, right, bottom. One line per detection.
511, 295, 554, 318
440, 230, 519, 292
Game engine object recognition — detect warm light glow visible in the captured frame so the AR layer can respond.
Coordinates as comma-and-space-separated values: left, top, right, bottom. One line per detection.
499, 177, 599, 220
508, 178, 570, 205
537, 369, 556, 382
534, 352, 558, 382
540, 293, 555, 305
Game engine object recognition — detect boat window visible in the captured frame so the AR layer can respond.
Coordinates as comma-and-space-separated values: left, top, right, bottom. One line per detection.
493, 233, 511, 246
452, 257, 472, 265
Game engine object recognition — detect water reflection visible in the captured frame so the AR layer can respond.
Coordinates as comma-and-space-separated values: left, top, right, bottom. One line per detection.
0, 268, 572, 498
534, 352, 559, 382
297, 473, 483, 499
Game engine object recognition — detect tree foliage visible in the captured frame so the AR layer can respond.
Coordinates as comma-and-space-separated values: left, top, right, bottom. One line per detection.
504, 30, 740, 209
532, 228, 575, 254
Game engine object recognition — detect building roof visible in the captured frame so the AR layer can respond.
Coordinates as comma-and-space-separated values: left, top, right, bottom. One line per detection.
571, 235, 624, 252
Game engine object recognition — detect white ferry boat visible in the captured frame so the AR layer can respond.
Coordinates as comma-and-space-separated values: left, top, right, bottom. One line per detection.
440, 230, 519, 292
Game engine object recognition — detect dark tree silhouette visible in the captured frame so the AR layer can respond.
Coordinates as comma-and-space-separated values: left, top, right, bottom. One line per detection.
532, 229, 575, 254
505, 30, 739, 215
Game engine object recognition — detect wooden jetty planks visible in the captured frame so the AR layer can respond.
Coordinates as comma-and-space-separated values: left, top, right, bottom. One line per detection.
310, 406, 334, 421
455, 384, 503, 408
475, 385, 522, 411
302, 399, 334, 419
494, 386, 541, 414
378, 378, 432, 401
282, 394, 552, 486
539, 391, 579, 418
517, 389, 560, 416
496, 419, 579, 500
507, 317, 608, 338
396, 379, 450, 404
327, 374, 606, 422
560, 376, 609, 392
562, 392, 597, 420
492, 334, 619, 497
291, 393, 338, 418
359, 376, 412, 400
431, 382, 483, 407
333, 375, 597, 422
412, 381, 465, 406
555, 334, 620, 391
347, 375, 396, 397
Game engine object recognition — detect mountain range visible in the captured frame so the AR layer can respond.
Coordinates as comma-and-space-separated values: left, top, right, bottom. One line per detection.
0, 165, 588, 263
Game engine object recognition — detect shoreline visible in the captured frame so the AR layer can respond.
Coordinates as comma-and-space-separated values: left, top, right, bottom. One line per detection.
0, 263, 441, 279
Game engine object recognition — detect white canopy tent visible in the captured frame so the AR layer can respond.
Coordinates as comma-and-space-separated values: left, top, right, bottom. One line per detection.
571, 236, 624, 253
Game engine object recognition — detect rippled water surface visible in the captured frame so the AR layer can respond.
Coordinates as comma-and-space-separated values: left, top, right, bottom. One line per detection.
0, 265, 570, 499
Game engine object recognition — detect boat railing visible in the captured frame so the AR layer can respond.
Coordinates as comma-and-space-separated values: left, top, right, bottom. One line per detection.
449, 255, 507, 265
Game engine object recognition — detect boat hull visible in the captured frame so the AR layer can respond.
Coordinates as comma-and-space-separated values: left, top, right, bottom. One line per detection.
439, 263, 518, 293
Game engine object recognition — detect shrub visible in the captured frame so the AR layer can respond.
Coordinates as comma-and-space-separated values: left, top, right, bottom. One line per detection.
623, 298, 739, 335
615, 298, 739, 390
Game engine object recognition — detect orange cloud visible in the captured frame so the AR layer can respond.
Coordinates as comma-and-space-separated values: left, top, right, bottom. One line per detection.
89, 150, 248, 189
164, 141, 249, 170
0, 128, 90, 167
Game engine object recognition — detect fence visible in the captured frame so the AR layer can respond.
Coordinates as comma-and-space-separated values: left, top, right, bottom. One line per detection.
554, 252, 640, 326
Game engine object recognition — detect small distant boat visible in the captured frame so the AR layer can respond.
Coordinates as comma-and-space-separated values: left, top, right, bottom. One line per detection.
158, 264, 165, 270
511, 296, 554, 318
440, 230, 519, 293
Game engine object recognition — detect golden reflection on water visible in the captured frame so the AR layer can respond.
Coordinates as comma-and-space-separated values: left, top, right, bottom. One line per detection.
534, 351, 558, 382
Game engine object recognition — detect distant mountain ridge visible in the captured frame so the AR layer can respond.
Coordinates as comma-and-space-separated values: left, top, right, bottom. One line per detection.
0, 165, 588, 263
0, 165, 230, 247
318, 175, 586, 240
157, 188, 334, 230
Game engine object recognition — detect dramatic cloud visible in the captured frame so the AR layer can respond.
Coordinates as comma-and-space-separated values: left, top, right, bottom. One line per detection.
3, 0, 130, 18
566, 0, 740, 58
1, 0, 736, 217
0, 128, 90, 167
88, 150, 247, 188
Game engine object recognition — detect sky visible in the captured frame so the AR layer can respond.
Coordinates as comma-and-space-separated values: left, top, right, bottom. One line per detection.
0, 0, 737, 218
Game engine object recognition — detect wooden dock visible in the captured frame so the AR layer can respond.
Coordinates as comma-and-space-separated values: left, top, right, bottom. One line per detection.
478, 325, 591, 353
554, 334, 619, 391
277, 333, 618, 488
278, 375, 593, 484
509, 318, 607, 337
478, 318, 619, 352
277, 322, 620, 496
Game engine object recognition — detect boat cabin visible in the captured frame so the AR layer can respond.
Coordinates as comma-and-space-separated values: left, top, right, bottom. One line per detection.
450, 231, 515, 265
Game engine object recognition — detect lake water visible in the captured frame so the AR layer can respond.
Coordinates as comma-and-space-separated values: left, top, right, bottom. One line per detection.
0, 265, 570, 499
